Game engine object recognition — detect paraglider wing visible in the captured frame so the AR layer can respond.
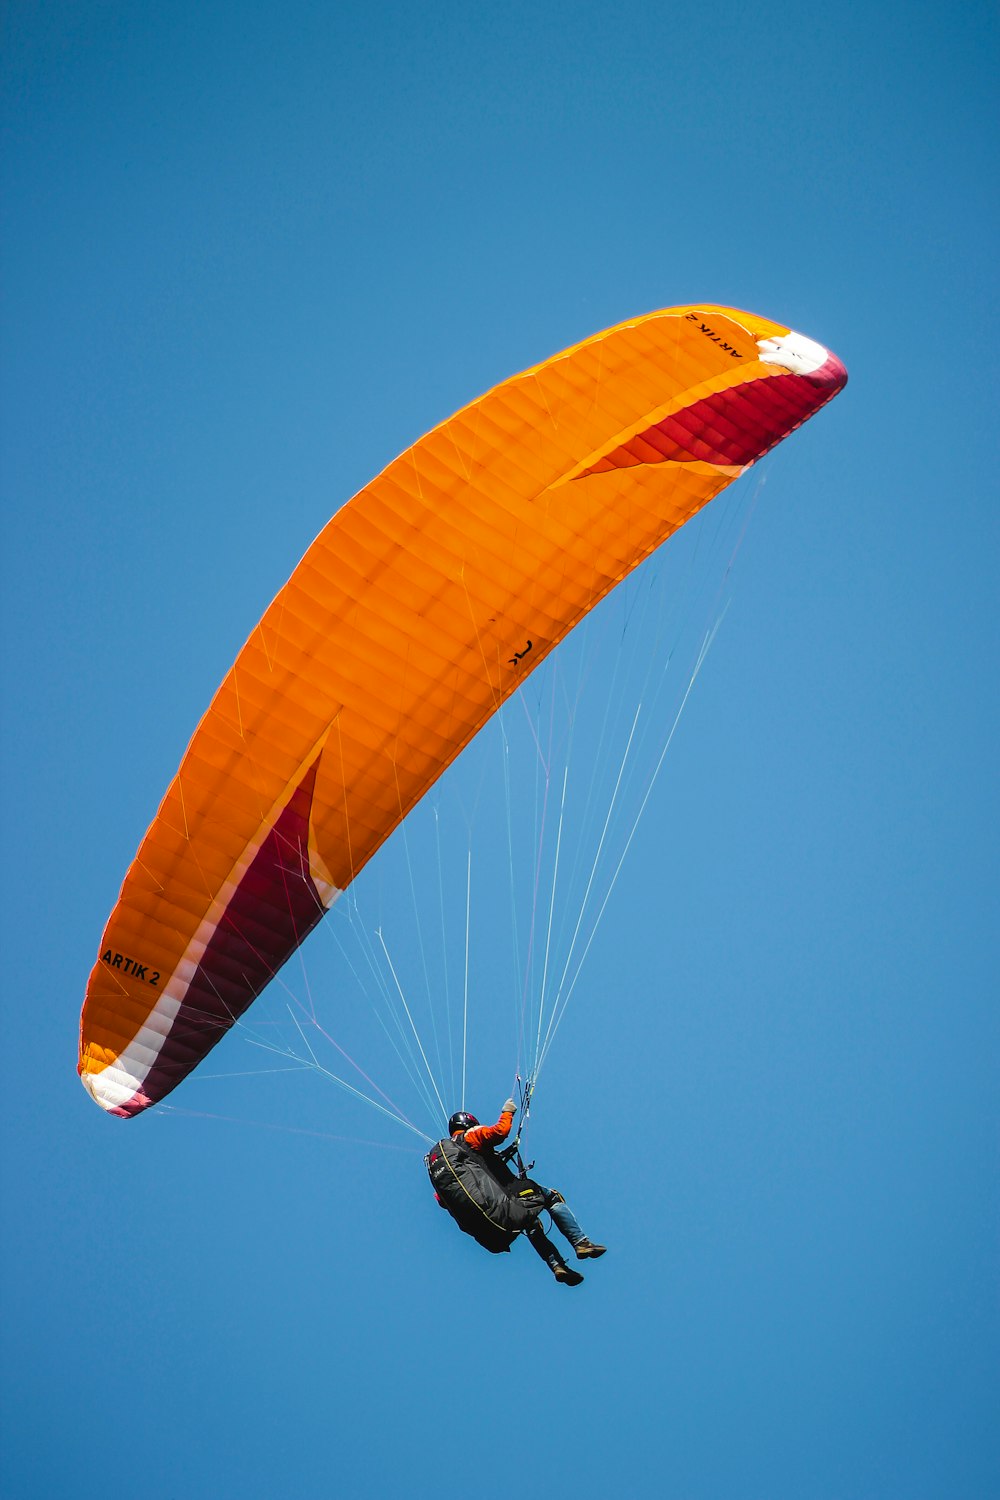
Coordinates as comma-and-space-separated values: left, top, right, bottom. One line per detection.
79, 305, 846, 1116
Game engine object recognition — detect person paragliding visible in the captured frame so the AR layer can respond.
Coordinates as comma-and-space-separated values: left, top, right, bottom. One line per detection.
426, 1099, 607, 1287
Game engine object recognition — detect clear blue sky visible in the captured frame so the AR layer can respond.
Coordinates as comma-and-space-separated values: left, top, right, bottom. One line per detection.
2, 3, 997, 1497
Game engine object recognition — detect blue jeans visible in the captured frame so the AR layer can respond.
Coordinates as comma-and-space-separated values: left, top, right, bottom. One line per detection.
526, 1185, 585, 1267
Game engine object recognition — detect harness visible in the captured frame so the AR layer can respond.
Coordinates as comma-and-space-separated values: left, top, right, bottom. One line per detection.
425, 1077, 546, 1253
426, 1135, 545, 1252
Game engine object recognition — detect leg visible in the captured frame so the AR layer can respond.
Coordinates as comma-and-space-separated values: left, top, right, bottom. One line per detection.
545, 1191, 586, 1251
525, 1222, 584, 1287
545, 1188, 607, 1261
525, 1221, 562, 1268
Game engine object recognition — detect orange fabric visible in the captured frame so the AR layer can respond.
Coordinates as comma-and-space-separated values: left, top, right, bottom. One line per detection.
458, 1110, 514, 1152
77, 304, 846, 1115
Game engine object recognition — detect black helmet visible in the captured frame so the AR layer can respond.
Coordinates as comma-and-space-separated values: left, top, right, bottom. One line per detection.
448, 1111, 479, 1136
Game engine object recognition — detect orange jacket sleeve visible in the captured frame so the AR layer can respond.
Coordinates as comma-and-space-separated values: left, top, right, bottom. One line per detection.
462, 1109, 514, 1151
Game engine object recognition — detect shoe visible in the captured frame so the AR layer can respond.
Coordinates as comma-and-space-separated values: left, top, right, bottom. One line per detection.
575, 1238, 607, 1260
553, 1263, 584, 1286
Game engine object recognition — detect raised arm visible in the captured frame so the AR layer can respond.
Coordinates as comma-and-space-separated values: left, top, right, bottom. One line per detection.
463, 1099, 517, 1150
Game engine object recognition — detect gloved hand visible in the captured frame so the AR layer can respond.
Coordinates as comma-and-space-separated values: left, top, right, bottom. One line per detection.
502, 1098, 517, 1115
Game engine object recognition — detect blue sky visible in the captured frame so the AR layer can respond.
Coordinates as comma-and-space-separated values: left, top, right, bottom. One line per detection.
2, 3, 997, 1497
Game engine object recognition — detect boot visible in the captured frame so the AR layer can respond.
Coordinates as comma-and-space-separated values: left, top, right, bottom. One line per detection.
553, 1261, 584, 1286
575, 1238, 607, 1260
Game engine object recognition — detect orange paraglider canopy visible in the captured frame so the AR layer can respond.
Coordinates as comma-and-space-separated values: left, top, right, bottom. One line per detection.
79, 305, 846, 1116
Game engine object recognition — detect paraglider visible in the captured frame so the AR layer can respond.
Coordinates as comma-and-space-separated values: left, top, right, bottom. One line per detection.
426, 1100, 606, 1286
78, 304, 846, 1120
